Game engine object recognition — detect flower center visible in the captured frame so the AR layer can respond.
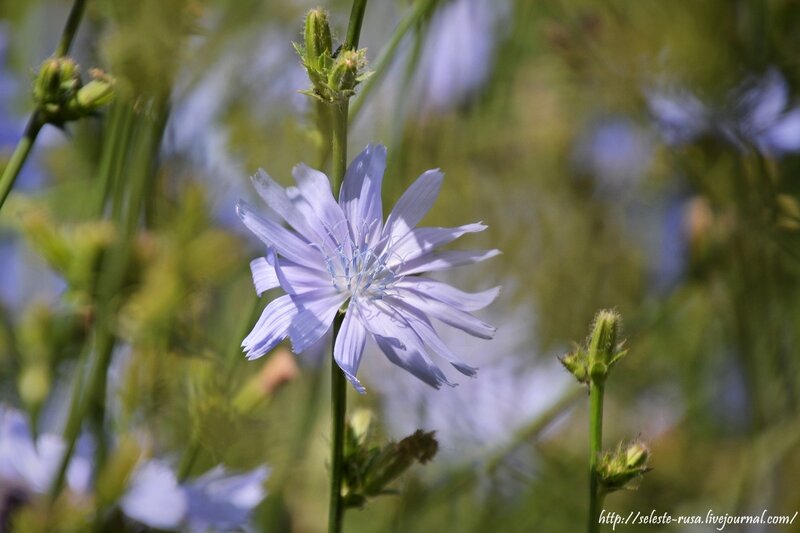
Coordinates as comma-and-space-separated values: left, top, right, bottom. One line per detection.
325, 244, 398, 300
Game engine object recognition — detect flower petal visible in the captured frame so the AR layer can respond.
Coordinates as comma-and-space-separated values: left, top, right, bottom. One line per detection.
287, 290, 346, 353
394, 277, 499, 312
383, 169, 443, 241
269, 249, 331, 295
359, 300, 454, 388
292, 164, 350, 247
242, 295, 298, 359
339, 144, 387, 246
250, 257, 279, 296
251, 169, 326, 245
397, 249, 501, 276
387, 223, 487, 267
333, 304, 368, 394
387, 299, 478, 377
236, 201, 322, 270
391, 289, 496, 339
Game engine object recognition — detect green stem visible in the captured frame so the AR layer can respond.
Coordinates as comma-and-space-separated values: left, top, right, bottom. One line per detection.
328, 314, 347, 533
349, 0, 435, 123
327, 95, 348, 533
344, 0, 369, 50
55, 0, 88, 57
330, 102, 348, 193
588, 381, 605, 533
0, 114, 43, 212
0, 0, 88, 214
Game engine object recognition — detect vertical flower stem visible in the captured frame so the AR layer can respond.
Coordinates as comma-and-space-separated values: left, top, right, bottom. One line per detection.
327, 4, 368, 530
0, 0, 88, 214
588, 380, 605, 533
328, 313, 347, 533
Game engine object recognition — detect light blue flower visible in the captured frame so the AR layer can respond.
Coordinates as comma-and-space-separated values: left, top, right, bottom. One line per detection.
237, 144, 499, 393
121, 460, 269, 532
0, 406, 92, 497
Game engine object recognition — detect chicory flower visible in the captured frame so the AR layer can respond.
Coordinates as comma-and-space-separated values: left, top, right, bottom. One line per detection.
237, 144, 499, 393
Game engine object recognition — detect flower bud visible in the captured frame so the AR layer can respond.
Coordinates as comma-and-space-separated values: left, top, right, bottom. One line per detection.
625, 441, 650, 469
327, 50, 361, 98
33, 57, 80, 110
304, 8, 332, 72
559, 347, 589, 384
75, 70, 115, 110
349, 408, 374, 448
586, 309, 626, 383
18, 363, 50, 414
597, 440, 651, 493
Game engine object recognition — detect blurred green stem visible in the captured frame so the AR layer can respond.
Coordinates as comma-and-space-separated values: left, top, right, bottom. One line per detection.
56, 0, 88, 57
588, 380, 605, 533
0, 114, 43, 212
349, 0, 435, 124
0, 0, 88, 214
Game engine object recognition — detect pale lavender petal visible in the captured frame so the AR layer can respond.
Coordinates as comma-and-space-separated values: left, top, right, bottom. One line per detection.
269, 249, 331, 295
236, 201, 322, 269
333, 305, 368, 394
250, 257, 279, 296
121, 461, 188, 530
395, 277, 499, 312
287, 290, 346, 353
383, 169, 443, 241
387, 299, 478, 376
360, 301, 454, 388
387, 223, 488, 266
398, 249, 501, 276
242, 294, 298, 359
393, 289, 496, 339
292, 164, 350, 246
251, 169, 326, 244
339, 144, 387, 245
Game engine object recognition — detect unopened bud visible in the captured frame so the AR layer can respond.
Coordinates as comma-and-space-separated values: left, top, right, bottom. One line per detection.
18, 363, 50, 412
304, 8, 332, 72
349, 409, 374, 448
75, 70, 115, 110
328, 50, 360, 97
33, 57, 79, 109
586, 309, 626, 383
625, 441, 649, 469
597, 440, 651, 493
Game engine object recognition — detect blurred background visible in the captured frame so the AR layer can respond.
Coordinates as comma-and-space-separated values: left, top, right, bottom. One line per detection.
1, 0, 800, 531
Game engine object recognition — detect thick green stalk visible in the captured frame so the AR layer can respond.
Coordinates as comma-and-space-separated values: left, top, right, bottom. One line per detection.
0, 0, 88, 214
328, 313, 347, 533
588, 381, 605, 533
0, 114, 43, 212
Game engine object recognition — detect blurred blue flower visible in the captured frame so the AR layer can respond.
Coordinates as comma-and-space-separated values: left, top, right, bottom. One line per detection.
121, 460, 269, 532
0, 406, 91, 497
416, 0, 510, 113
237, 144, 499, 393
573, 117, 655, 193
646, 68, 800, 156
